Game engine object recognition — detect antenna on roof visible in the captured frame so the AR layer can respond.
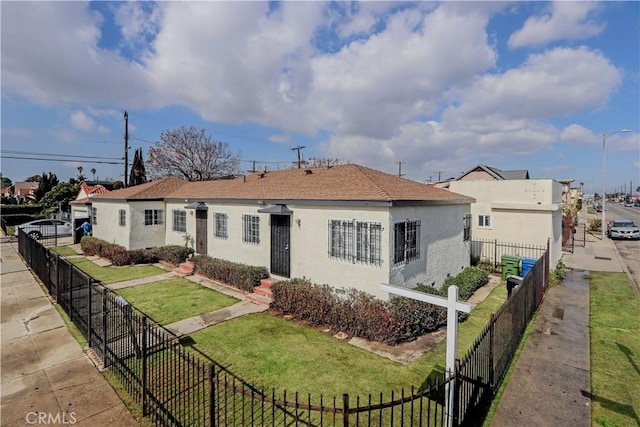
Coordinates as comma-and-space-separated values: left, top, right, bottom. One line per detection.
291, 146, 306, 169
394, 161, 405, 178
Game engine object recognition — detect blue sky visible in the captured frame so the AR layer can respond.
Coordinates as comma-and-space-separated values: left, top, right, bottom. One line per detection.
1, 1, 639, 195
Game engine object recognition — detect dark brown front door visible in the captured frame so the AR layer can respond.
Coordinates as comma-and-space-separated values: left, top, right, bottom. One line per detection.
270, 215, 290, 277
195, 210, 207, 255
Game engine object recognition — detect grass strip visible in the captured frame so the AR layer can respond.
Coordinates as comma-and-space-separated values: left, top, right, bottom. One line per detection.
589, 271, 640, 427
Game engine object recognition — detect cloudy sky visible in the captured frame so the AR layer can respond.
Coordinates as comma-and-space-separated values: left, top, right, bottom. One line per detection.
1, 1, 638, 195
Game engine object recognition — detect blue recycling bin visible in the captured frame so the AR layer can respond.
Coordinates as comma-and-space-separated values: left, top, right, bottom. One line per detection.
521, 257, 537, 278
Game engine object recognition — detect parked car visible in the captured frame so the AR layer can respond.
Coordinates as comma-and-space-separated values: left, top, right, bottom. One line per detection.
595, 204, 603, 213
14, 219, 72, 239
607, 219, 640, 240
624, 200, 634, 207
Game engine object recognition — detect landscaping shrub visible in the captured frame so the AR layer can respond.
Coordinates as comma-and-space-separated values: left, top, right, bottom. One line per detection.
128, 248, 160, 265
157, 245, 193, 265
589, 218, 602, 232
441, 267, 489, 300
191, 255, 269, 292
271, 279, 450, 346
80, 236, 102, 256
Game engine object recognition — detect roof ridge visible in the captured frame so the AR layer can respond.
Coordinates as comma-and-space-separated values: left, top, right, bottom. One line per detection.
352, 164, 396, 201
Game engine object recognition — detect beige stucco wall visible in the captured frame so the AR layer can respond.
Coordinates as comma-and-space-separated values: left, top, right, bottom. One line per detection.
449, 179, 563, 267
389, 204, 471, 291
91, 200, 166, 249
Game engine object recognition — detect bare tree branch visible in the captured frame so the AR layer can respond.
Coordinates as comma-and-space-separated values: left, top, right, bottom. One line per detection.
147, 126, 241, 181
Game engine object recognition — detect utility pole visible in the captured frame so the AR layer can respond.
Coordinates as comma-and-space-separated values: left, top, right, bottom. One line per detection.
394, 161, 404, 177
123, 111, 129, 187
291, 146, 306, 169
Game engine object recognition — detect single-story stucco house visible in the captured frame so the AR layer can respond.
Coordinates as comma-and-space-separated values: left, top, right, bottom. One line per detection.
83, 164, 475, 299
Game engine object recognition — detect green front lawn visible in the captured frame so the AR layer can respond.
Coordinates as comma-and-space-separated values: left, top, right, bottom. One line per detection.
189, 279, 508, 397
117, 279, 239, 325
51, 245, 80, 257
589, 272, 640, 427
68, 257, 165, 284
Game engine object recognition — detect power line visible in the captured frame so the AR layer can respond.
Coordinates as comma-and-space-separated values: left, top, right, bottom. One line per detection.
2, 150, 122, 161
1, 155, 124, 165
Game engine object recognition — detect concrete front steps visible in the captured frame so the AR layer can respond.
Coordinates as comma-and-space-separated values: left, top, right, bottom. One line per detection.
245, 278, 279, 307
173, 260, 195, 277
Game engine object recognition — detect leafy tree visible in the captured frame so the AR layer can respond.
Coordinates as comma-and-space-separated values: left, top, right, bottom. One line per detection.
33, 172, 59, 201
25, 175, 41, 182
0, 175, 12, 187
129, 148, 147, 186
147, 126, 240, 181
112, 180, 124, 190
39, 182, 80, 214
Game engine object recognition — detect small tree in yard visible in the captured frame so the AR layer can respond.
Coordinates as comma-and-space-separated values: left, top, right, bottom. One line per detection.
147, 126, 241, 181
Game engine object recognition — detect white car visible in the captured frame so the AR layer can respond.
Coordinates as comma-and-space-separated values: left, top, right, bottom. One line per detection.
14, 219, 73, 239
608, 219, 640, 240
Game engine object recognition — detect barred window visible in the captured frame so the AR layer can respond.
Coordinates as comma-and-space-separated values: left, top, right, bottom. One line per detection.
328, 219, 382, 266
242, 214, 260, 244
144, 209, 164, 226
394, 220, 420, 265
215, 213, 228, 239
119, 209, 126, 227
463, 214, 471, 241
172, 209, 186, 232
92, 207, 98, 225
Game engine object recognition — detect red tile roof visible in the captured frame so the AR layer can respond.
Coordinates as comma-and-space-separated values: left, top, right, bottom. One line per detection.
80, 181, 111, 196
93, 165, 473, 204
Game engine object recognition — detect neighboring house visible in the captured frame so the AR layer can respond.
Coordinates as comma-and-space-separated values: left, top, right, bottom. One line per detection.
448, 171, 563, 268
90, 164, 475, 299
70, 181, 111, 220
557, 179, 575, 206
434, 164, 530, 189
13, 181, 39, 202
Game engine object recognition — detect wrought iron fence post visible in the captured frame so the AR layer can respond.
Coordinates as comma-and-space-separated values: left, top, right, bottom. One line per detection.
142, 316, 148, 417
209, 364, 215, 427
493, 239, 498, 270
342, 393, 349, 427
489, 313, 495, 391
69, 265, 73, 318
87, 281, 93, 348
454, 360, 461, 427
102, 288, 108, 368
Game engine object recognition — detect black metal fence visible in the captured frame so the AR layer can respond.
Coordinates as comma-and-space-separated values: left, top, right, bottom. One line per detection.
18, 231, 550, 427
456, 240, 549, 426
470, 239, 547, 272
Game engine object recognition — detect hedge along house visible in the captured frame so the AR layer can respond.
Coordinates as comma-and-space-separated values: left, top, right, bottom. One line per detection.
89, 164, 474, 299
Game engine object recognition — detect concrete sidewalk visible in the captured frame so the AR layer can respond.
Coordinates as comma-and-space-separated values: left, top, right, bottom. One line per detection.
0, 241, 137, 427
491, 209, 628, 426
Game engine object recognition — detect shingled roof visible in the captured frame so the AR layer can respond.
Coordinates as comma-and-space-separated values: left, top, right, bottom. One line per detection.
458, 164, 530, 181
93, 165, 473, 204
94, 177, 188, 200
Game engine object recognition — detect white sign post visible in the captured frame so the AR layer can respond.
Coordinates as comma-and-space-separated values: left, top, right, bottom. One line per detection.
380, 284, 472, 427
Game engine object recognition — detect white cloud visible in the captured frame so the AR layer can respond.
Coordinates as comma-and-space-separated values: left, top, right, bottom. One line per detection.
113, 2, 162, 48
70, 111, 96, 132
560, 124, 598, 145
268, 134, 292, 144
1, 2, 151, 106
508, 2, 604, 48
444, 47, 622, 123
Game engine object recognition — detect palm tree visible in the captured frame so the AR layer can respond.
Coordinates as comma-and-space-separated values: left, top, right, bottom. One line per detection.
91, 168, 96, 180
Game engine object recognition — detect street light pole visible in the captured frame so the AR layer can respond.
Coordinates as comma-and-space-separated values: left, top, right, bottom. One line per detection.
602, 129, 632, 239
